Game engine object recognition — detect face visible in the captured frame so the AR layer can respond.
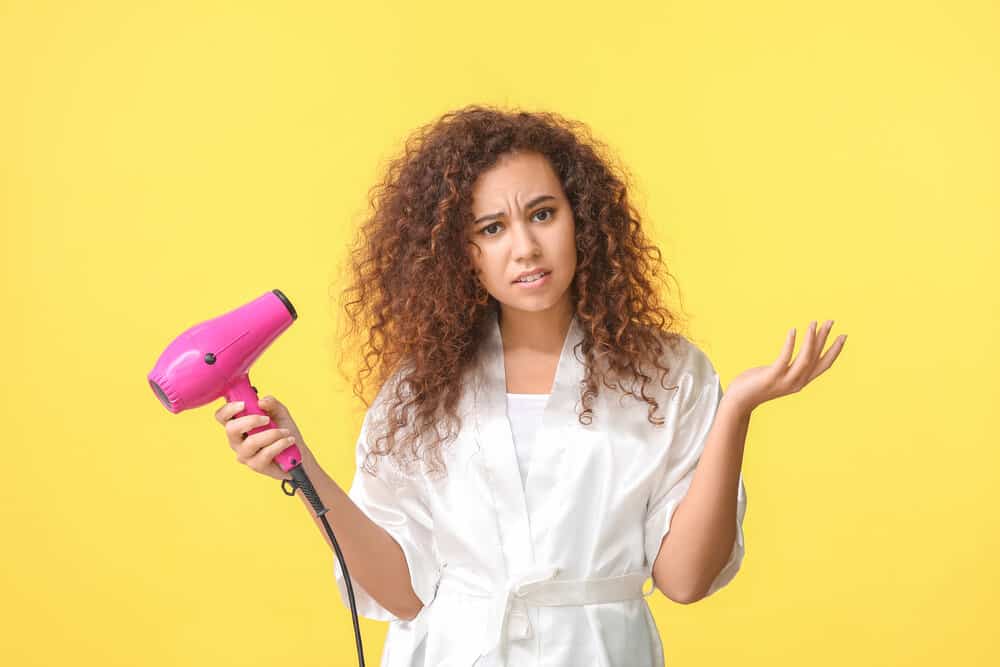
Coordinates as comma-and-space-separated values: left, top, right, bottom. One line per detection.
465, 150, 577, 314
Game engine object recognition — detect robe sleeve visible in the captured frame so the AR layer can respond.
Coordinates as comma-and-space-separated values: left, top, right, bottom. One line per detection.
332, 388, 441, 622
643, 339, 748, 598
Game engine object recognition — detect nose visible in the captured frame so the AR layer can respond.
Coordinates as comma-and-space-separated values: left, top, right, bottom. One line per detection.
510, 218, 541, 260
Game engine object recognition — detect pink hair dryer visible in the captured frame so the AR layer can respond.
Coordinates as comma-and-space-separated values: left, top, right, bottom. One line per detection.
147, 289, 303, 471
147, 289, 368, 666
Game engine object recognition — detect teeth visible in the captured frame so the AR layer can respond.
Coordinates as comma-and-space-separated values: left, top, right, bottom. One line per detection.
517, 272, 547, 283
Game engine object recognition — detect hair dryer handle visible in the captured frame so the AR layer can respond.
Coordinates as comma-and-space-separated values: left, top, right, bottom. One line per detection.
225, 374, 303, 473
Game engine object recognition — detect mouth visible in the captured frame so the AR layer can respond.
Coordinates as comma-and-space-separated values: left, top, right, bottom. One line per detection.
512, 270, 552, 287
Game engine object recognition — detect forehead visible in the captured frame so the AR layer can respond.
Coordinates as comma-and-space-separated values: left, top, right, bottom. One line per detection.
471, 151, 561, 206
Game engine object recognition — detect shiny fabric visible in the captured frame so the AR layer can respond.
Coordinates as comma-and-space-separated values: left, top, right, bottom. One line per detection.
333, 309, 748, 666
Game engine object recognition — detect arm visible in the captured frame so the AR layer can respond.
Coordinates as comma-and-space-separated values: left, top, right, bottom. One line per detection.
651, 396, 750, 603
294, 454, 425, 621
652, 321, 846, 603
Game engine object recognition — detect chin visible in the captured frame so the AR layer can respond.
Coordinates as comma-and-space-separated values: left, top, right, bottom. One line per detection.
502, 288, 571, 312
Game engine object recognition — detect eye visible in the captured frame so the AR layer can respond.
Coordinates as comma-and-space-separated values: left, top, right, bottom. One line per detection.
478, 208, 555, 237
532, 207, 555, 223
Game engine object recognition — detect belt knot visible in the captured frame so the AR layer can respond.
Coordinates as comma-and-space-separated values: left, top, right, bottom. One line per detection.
473, 566, 655, 667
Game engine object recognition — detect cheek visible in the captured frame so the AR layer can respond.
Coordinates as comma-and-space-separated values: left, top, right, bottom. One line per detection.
466, 249, 492, 280
480, 259, 503, 283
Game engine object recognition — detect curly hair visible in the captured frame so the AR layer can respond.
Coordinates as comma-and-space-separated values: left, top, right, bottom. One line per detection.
332, 104, 693, 479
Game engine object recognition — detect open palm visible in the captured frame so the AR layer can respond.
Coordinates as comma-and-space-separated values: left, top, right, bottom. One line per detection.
725, 320, 847, 412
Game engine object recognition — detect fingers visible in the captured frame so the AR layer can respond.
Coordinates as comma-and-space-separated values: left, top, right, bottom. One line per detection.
245, 436, 297, 474
233, 429, 296, 472
786, 320, 846, 388
225, 413, 272, 444
808, 332, 848, 383
775, 327, 796, 368
782, 321, 814, 386
793, 321, 819, 374
235, 426, 295, 465
812, 320, 835, 367
215, 400, 245, 425
212, 399, 293, 481
798, 321, 821, 373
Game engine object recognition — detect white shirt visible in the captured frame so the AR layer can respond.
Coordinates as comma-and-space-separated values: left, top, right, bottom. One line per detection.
505, 392, 549, 491
333, 309, 748, 666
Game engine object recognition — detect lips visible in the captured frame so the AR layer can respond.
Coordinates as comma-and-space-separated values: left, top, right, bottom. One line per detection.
512, 270, 551, 284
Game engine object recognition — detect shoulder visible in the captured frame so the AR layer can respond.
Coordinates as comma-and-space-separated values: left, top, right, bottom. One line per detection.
677, 336, 719, 380
647, 329, 718, 381
644, 331, 721, 412
367, 359, 417, 416
358, 360, 439, 480
356, 363, 413, 452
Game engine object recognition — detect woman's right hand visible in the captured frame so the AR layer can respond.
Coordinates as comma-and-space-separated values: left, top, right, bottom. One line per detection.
214, 396, 314, 481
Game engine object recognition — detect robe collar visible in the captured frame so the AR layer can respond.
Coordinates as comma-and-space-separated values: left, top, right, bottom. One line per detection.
467, 307, 622, 664
476, 305, 587, 410
470, 306, 589, 576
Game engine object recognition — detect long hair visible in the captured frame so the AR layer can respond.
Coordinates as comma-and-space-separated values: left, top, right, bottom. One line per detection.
332, 104, 691, 478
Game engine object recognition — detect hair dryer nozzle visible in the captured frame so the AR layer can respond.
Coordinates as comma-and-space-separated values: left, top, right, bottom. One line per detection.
272, 288, 297, 321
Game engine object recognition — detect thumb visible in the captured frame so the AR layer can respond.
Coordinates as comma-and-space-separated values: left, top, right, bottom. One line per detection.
259, 395, 282, 413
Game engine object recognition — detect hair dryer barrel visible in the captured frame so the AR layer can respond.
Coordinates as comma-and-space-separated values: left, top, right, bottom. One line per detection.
147, 289, 297, 414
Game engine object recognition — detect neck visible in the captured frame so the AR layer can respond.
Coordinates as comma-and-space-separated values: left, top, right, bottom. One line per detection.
496, 296, 574, 356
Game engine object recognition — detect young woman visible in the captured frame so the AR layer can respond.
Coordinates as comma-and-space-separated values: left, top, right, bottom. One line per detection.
215, 105, 846, 666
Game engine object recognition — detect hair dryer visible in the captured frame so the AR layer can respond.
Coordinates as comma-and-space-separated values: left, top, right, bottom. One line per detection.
147, 289, 368, 667
146, 289, 303, 470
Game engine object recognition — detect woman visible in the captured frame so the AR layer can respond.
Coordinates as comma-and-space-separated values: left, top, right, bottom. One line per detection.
215, 105, 846, 666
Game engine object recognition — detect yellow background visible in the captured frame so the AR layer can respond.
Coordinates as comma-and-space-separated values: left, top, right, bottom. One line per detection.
2, 1, 997, 665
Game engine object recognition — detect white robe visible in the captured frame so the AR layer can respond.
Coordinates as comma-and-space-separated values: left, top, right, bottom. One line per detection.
333, 310, 748, 666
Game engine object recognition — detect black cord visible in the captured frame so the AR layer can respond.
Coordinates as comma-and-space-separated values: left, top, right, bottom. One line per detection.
283, 466, 366, 667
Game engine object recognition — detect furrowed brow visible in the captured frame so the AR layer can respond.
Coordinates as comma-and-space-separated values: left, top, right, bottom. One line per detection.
471, 195, 556, 225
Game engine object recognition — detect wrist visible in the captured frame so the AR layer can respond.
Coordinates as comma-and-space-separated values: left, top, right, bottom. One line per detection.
719, 393, 755, 419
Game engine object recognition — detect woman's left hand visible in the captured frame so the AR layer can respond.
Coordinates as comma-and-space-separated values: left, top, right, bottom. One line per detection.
724, 320, 847, 413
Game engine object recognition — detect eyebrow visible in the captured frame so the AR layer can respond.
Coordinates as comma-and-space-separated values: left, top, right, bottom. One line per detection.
471, 195, 557, 225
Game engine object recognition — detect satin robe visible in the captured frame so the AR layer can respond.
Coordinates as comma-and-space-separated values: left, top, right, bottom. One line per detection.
333, 310, 748, 666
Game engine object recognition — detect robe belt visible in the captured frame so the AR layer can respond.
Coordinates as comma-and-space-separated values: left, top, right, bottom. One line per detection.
437, 565, 657, 666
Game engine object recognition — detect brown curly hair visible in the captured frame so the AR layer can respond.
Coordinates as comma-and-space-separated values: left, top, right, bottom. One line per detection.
331, 104, 693, 479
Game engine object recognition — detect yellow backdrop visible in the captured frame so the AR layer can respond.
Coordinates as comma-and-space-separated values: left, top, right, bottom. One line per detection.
2, 1, 997, 665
